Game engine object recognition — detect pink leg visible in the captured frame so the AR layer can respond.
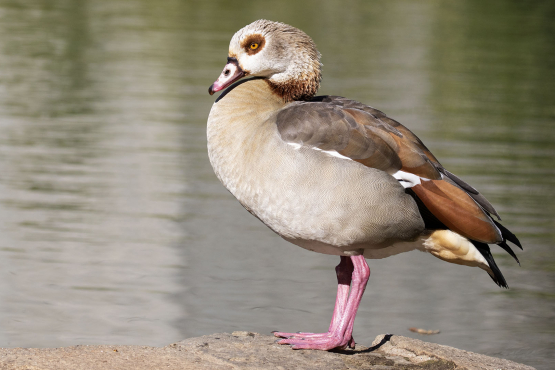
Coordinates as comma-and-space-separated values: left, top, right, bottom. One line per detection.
274, 255, 370, 350
273, 257, 353, 340
327, 256, 354, 334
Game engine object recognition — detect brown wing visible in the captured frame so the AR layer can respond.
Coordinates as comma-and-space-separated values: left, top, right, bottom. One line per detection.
301, 96, 501, 219
276, 95, 502, 244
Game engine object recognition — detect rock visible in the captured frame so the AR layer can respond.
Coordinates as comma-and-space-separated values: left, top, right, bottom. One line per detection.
370, 334, 536, 370
0, 333, 535, 370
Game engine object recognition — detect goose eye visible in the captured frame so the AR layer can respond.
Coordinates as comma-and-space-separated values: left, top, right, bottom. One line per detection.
250, 42, 259, 50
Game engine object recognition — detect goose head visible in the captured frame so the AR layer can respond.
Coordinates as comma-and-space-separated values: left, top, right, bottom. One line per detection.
208, 20, 322, 102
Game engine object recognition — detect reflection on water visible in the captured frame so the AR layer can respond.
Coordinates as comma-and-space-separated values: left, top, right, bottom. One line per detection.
0, 1, 553, 369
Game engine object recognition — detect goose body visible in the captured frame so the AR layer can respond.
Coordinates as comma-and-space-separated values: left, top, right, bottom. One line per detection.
207, 20, 522, 350
208, 79, 424, 256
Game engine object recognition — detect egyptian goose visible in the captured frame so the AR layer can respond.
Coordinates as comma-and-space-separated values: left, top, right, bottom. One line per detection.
207, 20, 522, 351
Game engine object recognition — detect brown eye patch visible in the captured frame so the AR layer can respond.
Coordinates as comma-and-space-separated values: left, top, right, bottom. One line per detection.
241, 34, 265, 55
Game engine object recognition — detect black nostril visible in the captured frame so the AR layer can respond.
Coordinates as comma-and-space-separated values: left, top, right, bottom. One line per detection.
224, 69, 230, 76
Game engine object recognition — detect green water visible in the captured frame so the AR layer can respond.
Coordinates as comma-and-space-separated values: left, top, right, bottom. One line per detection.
0, 1, 553, 368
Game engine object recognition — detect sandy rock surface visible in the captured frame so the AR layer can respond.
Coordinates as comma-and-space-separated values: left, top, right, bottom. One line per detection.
0, 332, 535, 370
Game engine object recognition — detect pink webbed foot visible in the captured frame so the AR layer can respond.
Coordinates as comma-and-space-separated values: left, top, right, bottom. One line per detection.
273, 256, 369, 351
273, 331, 356, 347
274, 332, 355, 350
277, 335, 354, 350
273, 331, 332, 339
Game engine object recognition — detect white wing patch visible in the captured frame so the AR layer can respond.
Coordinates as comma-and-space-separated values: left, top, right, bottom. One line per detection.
393, 170, 428, 188
316, 148, 352, 160
287, 142, 302, 150
287, 142, 353, 161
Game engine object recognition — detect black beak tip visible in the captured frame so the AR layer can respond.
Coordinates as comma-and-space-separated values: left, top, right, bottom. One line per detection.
208, 84, 215, 95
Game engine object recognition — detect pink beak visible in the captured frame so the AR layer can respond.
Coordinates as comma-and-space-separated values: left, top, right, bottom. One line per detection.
208, 58, 246, 95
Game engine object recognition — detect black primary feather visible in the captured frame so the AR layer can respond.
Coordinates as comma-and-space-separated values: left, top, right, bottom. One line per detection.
472, 241, 509, 288
498, 241, 520, 266
493, 220, 523, 250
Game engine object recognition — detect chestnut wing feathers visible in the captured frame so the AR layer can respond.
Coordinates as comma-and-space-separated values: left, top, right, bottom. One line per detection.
276, 95, 519, 250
